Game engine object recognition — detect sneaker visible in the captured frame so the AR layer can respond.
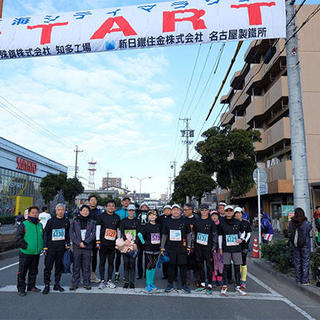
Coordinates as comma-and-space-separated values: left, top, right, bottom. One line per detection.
221, 285, 228, 296
165, 283, 174, 293
302, 282, 311, 286
195, 287, 204, 292
129, 282, 135, 289
207, 284, 212, 289
240, 281, 247, 289
18, 290, 26, 296
206, 288, 213, 295
123, 282, 129, 289
91, 272, 100, 283
181, 285, 191, 294
53, 284, 64, 292
146, 284, 152, 293
42, 285, 50, 295
83, 286, 92, 290
236, 286, 247, 296
69, 286, 78, 291
114, 273, 120, 283
106, 280, 116, 289
98, 281, 106, 290
28, 287, 41, 293
150, 283, 159, 291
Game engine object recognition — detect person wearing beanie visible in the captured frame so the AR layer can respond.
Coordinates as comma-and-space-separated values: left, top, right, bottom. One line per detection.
69, 205, 96, 291
16, 206, 43, 296
234, 207, 251, 289
42, 203, 70, 295
138, 210, 161, 293
96, 200, 120, 290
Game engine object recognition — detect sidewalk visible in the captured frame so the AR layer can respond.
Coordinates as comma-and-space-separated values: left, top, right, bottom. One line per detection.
0, 224, 16, 253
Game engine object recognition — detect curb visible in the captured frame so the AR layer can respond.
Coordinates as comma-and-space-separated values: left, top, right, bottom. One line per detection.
0, 248, 19, 261
252, 258, 320, 301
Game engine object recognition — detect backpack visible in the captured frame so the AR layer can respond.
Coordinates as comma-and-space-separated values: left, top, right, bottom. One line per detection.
294, 226, 306, 248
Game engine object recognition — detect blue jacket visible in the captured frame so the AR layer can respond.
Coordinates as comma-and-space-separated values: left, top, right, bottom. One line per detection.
70, 218, 96, 250
115, 207, 128, 220
261, 213, 274, 234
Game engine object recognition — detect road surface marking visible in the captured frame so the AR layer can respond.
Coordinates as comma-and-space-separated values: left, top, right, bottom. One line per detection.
0, 262, 19, 271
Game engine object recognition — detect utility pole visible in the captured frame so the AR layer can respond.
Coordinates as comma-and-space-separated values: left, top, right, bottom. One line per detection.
179, 118, 194, 161
168, 176, 172, 200
285, 0, 311, 220
106, 171, 112, 191
0, 0, 4, 18
170, 161, 177, 179
74, 145, 83, 178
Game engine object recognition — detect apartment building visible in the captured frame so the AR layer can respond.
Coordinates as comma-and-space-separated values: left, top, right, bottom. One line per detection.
217, 6, 320, 219
102, 177, 122, 189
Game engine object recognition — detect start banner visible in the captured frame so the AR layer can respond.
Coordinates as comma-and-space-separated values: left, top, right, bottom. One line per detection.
0, 0, 286, 60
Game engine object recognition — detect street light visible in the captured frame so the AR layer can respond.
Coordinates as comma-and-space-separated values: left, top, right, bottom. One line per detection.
130, 176, 151, 203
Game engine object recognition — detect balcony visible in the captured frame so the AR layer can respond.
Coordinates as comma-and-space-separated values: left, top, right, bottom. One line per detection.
267, 160, 292, 182
245, 96, 264, 124
230, 90, 250, 114
231, 116, 246, 130
244, 64, 264, 93
264, 117, 290, 149
264, 76, 288, 113
254, 129, 265, 151
230, 70, 244, 90
221, 112, 234, 126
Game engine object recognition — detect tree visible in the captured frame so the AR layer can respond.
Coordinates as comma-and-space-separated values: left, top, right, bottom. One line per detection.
62, 178, 84, 203
195, 126, 261, 197
172, 160, 216, 204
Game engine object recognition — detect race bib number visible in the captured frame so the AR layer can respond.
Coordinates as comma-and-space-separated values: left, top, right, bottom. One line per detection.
104, 228, 117, 241
151, 233, 160, 244
169, 230, 181, 241
226, 234, 239, 246
125, 229, 136, 240
81, 229, 86, 241
52, 229, 65, 241
196, 232, 208, 245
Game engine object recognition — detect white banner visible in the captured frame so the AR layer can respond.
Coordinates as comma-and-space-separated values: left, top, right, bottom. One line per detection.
0, 0, 286, 60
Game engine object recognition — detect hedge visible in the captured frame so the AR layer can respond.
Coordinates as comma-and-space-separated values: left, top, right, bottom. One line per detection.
0, 215, 16, 225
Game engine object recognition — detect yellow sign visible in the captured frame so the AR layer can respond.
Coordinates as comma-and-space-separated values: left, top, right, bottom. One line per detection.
15, 196, 33, 215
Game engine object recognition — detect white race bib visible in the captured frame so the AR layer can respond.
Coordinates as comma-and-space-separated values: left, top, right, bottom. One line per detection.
81, 229, 86, 241
226, 234, 239, 246
196, 232, 208, 245
52, 228, 65, 241
169, 229, 181, 241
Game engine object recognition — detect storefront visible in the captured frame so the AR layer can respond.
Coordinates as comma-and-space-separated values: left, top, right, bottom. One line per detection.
0, 137, 67, 215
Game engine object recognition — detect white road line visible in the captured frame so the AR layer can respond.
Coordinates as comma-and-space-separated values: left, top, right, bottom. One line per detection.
0, 262, 19, 271
248, 272, 316, 320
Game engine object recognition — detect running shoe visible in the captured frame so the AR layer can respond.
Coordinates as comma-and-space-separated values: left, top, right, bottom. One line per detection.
91, 272, 100, 283
18, 291, 26, 296
195, 287, 205, 292
106, 280, 116, 289
98, 281, 106, 290
27, 287, 41, 292
165, 283, 174, 293
123, 282, 129, 289
69, 286, 78, 291
302, 282, 311, 286
146, 284, 152, 293
236, 286, 247, 296
150, 283, 159, 291
181, 285, 191, 294
84, 286, 92, 290
206, 288, 213, 295
240, 281, 247, 289
129, 282, 135, 289
221, 285, 228, 296
114, 273, 120, 283
53, 284, 64, 292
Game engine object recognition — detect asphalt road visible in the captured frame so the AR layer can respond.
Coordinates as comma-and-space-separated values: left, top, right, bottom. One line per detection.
0, 252, 319, 320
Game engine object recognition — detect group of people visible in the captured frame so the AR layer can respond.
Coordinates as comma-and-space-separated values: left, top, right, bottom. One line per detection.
16, 196, 254, 297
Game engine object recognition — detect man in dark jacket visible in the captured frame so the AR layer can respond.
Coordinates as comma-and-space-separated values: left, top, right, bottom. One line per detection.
70, 204, 96, 290
42, 203, 70, 294
16, 206, 43, 296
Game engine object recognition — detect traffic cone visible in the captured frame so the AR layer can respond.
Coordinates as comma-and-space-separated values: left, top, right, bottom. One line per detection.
251, 236, 260, 258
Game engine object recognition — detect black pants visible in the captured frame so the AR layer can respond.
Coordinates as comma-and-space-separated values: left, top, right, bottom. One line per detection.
223, 264, 241, 286
137, 243, 145, 278
115, 249, 122, 273
72, 248, 91, 286
242, 251, 248, 266
92, 246, 98, 273
17, 252, 40, 291
44, 249, 65, 285
162, 262, 169, 278
99, 246, 115, 281
167, 250, 187, 286
145, 253, 159, 270
123, 254, 136, 283
195, 246, 212, 284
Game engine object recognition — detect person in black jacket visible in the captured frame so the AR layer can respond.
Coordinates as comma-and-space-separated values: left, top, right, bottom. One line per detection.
96, 199, 120, 289
218, 205, 246, 296
42, 203, 70, 294
70, 205, 96, 291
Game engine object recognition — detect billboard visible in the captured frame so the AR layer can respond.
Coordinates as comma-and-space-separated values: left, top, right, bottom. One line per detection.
0, 0, 286, 60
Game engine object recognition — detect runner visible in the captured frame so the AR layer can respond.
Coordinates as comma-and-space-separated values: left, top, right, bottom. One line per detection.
210, 210, 223, 287
42, 203, 70, 294
159, 204, 172, 279
218, 205, 247, 296
234, 207, 252, 289
161, 204, 192, 294
183, 203, 199, 287
217, 202, 227, 221
39, 206, 51, 229
261, 211, 274, 244
70, 205, 96, 291
138, 210, 161, 292
193, 204, 217, 294
114, 196, 131, 283
16, 206, 43, 296
137, 202, 149, 279
88, 195, 102, 283
96, 199, 120, 289
120, 204, 140, 289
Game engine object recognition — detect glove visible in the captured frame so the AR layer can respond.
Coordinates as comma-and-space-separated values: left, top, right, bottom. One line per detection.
161, 248, 165, 256
96, 241, 101, 249
187, 247, 191, 255
43, 248, 48, 255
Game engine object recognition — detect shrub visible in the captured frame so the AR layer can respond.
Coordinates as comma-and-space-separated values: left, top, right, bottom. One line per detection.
311, 247, 320, 279
0, 215, 16, 225
261, 239, 294, 273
